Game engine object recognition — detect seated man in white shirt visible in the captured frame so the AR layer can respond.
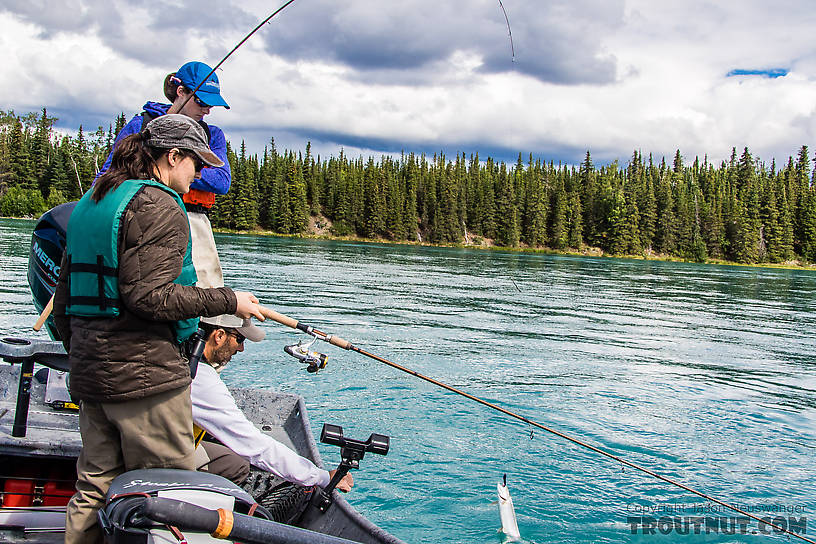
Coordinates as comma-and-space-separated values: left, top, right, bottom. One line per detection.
191, 314, 353, 493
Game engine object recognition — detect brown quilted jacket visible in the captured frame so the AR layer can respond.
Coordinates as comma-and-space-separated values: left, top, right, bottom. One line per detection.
53, 184, 237, 402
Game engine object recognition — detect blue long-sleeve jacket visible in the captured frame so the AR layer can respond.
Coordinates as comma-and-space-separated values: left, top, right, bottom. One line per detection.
96, 102, 231, 195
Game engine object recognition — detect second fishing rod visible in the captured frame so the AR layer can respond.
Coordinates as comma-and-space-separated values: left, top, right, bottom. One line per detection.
257, 306, 814, 544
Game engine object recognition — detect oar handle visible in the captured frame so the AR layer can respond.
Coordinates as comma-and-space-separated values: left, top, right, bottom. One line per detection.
33, 295, 55, 331
258, 306, 353, 350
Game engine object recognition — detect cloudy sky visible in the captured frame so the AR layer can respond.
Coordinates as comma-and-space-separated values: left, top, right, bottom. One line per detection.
2, 0, 815, 166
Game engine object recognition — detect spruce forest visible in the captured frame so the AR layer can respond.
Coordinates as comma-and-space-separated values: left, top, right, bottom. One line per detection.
3, 108, 816, 265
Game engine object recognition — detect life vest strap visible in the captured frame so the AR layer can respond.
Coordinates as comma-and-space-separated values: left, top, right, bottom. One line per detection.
68, 255, 119, 311
68, 261, 118, 277
67, 296, 120, 310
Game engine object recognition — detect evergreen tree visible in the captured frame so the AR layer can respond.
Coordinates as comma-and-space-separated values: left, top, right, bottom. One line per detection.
732, 148, 761, 263
362, 157, 386, 237
523, 160, 547, 247
762, 176, 783, 262
654, 171, 677, 254
8, 118, 35, 189
385, 157, 405, 239
286, 154, 308, 233
549, 172, 568, 249
566, 188, 583, 248
304, 142, 321, 215
402, 153, 419, 240
800, 189, 816, 262
494, 163, 519, 246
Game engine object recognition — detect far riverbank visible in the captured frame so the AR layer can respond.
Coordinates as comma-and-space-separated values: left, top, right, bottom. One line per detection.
213, 223, 816, 272
3, 213, 811, 271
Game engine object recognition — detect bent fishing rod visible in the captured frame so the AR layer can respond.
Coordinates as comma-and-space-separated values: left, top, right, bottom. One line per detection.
177, 0, 298, 112
258, 306, 814, 544
179, 0, 516, 111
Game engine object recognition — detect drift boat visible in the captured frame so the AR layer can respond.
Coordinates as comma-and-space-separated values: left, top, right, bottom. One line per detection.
7, 201, 407, 543
0, 336, 405, 543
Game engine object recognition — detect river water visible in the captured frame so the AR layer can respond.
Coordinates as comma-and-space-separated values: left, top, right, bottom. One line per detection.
1, 217, 815, 544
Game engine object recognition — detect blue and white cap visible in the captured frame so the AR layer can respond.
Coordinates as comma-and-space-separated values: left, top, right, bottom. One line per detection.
174, 61, 230, 109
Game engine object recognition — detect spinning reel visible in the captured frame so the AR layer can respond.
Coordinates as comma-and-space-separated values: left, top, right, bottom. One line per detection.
283, 336, 328, 373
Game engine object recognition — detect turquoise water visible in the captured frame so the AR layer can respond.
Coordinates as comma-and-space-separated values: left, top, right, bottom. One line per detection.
2, 217, 815, 543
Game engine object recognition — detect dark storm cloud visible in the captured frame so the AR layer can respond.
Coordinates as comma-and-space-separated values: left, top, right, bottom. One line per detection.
2, 0, 623, 84
261, 0, 624, 85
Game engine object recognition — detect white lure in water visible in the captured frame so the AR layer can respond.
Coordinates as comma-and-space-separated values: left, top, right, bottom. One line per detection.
497, 474, 521, 540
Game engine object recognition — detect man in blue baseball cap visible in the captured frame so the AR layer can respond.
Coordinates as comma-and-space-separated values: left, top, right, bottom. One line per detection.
96, 61, 232, 289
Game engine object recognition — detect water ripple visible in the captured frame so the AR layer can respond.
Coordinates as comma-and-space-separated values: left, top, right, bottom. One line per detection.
2, 222, 815, 544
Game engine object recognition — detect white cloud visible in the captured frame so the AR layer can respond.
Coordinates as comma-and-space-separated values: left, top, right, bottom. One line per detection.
2, 1, 816, 166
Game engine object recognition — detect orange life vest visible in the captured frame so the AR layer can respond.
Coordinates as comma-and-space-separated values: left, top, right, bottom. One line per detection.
183, 188, 215, 208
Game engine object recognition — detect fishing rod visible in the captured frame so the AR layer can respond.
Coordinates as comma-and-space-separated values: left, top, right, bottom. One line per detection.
177, 0, 298, 112
259, 306, 815, 544
180, 0, 516, 110
498, 0, 515, 64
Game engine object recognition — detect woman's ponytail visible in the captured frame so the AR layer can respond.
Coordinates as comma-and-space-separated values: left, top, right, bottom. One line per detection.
164, 72, 182, 102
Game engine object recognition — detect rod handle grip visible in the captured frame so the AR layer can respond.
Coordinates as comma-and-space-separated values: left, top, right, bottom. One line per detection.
33, 295, 54, 331
259, 306, 299, 329
328, 336, 352, 350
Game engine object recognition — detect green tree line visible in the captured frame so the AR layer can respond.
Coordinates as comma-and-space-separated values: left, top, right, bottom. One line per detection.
3, 107, 816, 264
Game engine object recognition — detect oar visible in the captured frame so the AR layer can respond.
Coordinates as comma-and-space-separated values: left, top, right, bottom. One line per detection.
33, 294, 54, 331
258, 306, 815, 544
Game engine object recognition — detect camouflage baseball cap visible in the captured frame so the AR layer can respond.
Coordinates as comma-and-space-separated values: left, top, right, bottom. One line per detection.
143, 114, 224, 168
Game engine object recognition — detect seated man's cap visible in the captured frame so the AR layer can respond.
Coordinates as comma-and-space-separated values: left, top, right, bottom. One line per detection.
200, 314, 265, 342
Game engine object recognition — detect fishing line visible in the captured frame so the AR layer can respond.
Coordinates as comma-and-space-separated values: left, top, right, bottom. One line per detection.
262, 307, 815, 544
178, 0, 298, 111
181, 0, 513, 109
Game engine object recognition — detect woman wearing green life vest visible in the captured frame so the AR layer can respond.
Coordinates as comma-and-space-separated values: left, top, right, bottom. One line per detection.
52, 114, 268, 544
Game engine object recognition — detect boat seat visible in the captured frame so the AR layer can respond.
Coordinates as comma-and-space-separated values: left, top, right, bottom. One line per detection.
0, 337, 70, 373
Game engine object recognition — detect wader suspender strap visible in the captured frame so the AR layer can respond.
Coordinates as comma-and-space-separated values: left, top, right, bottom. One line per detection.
193, 424, 207, 448
141, 112, 157, 133
67, 256, 119, 311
